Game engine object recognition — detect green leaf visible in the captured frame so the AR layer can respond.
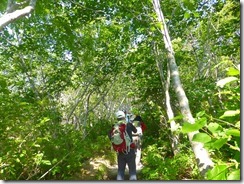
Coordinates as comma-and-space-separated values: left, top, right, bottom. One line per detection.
36, 117, 50, 127
155, 22, 162, 29
20, 150, 27, 157
212, 138, 228, 150
184, 11, 191, 19
51, 166, 61, 175
225, 129, 240, 137
196, 117, 207, 127
192, 133, 212, 143
196, 111, 205, 117
220, 110, 240, 119
42, 160, 51, 165
227, 169, 240, 180
52, 158, 58, 164
193, 12, 200, 18
229, 144, 240, 151
207, 164, 228, 180
0, 76, 7, 89
207, 123, 223, 134
182, 122, 196, 133
33, 144, 41, 148
216, 77, 238, 88
168, 115, 184, 122
182, 117, 207, 133
227, 67, 240, 76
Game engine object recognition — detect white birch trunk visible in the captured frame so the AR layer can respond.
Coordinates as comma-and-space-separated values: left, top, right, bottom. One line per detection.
165, 62, 180, 155
152, 0, 214, 175
154, 46, 180, 155
0, 0, 37, 31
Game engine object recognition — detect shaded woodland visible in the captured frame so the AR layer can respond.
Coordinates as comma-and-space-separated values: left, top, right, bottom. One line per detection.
0, 0, 240, 180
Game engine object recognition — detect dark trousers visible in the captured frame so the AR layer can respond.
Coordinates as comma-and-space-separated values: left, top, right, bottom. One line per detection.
117, 149, 137, 180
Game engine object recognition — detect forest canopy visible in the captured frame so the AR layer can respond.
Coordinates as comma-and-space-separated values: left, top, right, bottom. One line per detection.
0, 0, 240, 180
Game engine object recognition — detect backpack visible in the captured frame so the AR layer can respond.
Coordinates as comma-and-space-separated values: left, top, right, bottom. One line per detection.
132, 120, 143, 135
110, 121, 131, 154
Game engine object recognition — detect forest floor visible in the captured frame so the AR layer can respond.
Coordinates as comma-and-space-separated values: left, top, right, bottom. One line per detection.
73, 157, 144, 180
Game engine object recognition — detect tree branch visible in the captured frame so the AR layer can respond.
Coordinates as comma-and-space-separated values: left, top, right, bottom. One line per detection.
0, 0, 37, 31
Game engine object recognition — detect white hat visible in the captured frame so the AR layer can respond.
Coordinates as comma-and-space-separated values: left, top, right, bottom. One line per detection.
115, 111, 125, 119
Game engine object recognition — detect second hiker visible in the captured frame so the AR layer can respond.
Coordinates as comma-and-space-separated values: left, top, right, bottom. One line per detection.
108, 110, 137, 180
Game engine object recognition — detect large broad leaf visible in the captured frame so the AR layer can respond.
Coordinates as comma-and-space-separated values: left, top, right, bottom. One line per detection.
196, 111, 205, 117
182, 117, 207, 133
207, 164, 228, 180
205, 138, 228, 150
227, 169, 240, 180
41, 160, 52, 165
184, 11, 191, 19
212, 138, 228, 150
216, 77, 238, 88
220, 110, 240, 119
227, 67, 240, 76
192, 133, 212, 143
182, 122, 196, 133
226, 129, 240, 137
207, 123, 223, 134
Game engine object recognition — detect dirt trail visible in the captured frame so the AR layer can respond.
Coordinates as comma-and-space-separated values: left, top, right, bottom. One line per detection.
73, 158, 143, 180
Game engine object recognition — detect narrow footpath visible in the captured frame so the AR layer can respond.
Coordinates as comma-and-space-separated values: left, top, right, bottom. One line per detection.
73, 157, 144, 180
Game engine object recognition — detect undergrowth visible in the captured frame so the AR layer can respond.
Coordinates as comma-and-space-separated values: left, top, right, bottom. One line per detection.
140, 144, 202, 180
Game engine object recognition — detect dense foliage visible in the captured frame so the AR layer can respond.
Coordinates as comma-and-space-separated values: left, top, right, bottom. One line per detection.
0, 0, 240, 180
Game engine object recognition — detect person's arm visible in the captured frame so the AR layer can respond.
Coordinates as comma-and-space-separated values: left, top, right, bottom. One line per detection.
141, 121, 146, 132
129, 122, 137, 133
134, 115, 142, 122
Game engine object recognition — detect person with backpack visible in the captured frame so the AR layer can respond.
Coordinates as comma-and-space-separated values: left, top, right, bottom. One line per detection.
132, 115, 146, 167
108, 110, 138, 180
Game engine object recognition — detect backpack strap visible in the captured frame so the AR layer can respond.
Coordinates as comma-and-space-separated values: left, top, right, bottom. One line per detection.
112, 121, 133, 154
123, 129, 131, 154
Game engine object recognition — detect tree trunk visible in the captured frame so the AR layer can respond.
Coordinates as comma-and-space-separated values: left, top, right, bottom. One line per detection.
154, 44, 180, 155
165, 62, 180, 155
0, 0, 37, 31
152, 0, 214, 176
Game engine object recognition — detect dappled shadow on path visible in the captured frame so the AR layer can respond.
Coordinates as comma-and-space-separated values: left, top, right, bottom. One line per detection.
73, 157, 143, 180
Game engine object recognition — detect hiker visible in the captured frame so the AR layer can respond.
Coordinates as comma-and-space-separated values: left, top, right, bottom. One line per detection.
132, 115, 146, 167
108, 110, 138, 180
133, 115, 146, 134
123, 110, 132, 124
126, 112, 131, 123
